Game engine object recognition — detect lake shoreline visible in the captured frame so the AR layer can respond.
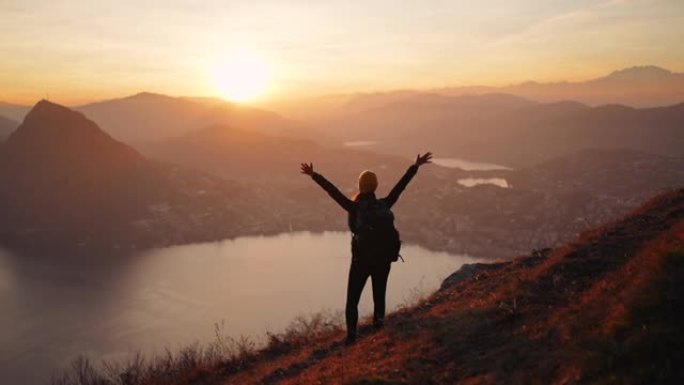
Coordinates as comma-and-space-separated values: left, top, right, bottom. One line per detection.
0, 232, 482, 385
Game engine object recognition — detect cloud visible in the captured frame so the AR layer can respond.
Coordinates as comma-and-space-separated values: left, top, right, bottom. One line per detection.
488, 0, 633, 48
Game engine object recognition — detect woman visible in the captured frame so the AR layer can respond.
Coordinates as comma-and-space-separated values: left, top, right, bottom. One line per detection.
300, 152, 432, 344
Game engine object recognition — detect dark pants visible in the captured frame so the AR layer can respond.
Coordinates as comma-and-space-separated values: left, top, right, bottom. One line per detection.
345, 260, 391, 338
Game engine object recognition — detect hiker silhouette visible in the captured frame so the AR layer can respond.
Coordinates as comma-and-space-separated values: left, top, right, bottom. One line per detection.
301, 152, 432, 345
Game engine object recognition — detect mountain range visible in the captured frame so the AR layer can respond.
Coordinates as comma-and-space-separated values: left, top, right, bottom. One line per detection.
0, 100, 274, 252
2, 63, 683, 255
0, 93, 302, 143
136, 123, 426, 186
451, 100, 684, 166
3, 100, 681, 258
435, 65, 684, 107
1, 65, 682, 144
75, 92, 302, 142
320, 94, 684, 167
0, 100, 441, 253
137, 113, 684, 259
12, 90, 680, 171
259, 65, 684, 121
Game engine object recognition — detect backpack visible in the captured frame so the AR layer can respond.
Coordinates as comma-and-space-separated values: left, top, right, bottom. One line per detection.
353, 198, 402, 263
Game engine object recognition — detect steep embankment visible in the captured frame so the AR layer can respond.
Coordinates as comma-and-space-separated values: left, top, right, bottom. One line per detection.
210, 189, 684, 384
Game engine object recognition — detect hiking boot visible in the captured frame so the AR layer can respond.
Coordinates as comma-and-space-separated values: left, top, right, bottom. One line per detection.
344, 334, 357, 346
373, 318, 384, 330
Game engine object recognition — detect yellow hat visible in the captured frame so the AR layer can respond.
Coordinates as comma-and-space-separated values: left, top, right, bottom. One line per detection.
358, 170, 378, 194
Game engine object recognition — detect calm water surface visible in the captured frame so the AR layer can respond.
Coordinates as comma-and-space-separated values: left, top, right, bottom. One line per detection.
458, 177, 510, 188
432, 157, 511, 171
0, 231, 482, 384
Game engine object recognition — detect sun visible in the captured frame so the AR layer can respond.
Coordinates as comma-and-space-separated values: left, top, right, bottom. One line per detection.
213, 50, 269, 102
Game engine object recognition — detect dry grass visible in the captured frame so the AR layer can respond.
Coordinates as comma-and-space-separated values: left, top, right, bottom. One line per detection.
51, 311, 342, 385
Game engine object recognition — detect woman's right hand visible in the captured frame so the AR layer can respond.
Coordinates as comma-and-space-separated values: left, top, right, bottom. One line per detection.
415, 152, 433, 167
300, 162, 314, 176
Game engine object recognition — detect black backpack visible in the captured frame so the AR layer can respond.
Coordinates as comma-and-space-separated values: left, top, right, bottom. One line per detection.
353, 199, 402, 263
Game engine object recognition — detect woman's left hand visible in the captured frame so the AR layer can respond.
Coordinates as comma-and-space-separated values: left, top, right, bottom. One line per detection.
300, 162, 314, 176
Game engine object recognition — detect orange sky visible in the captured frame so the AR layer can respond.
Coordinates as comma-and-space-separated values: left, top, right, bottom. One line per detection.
1, 0, 683, 105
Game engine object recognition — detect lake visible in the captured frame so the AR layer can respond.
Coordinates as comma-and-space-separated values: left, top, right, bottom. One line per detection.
340, 143, 512, 172
458, 177, 510, 188
432, 157, 511, 171
0, 231, 481, 384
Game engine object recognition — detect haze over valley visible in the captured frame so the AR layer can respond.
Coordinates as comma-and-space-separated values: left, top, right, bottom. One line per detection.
2, 66, 683, 259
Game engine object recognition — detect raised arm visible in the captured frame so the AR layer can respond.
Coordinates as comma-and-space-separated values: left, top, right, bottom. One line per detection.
384, 152, 432, 207
300, 163, 354, 212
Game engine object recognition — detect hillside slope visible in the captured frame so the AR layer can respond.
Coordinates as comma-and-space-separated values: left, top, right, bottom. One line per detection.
52, 189, 683, 385
0, 101, 276, 253
323, 95, 684, 167
197, 189, 682, 384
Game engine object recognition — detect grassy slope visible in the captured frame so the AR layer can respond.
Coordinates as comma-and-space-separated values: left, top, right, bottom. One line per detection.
210, 189, 684, 385
55, 189, 684, 385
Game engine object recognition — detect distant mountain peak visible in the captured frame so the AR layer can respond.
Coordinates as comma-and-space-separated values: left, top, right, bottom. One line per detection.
126, 91, 169, 100
31, 99, 70, 114
22, 99, 91, 128
602, 65, 674, 81
6, 100, 140, 160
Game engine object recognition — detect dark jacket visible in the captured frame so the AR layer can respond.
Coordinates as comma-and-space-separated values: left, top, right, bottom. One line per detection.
311, 164, 418, 234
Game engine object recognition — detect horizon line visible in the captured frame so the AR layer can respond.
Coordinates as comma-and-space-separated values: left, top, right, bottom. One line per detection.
1, 64, 681, 107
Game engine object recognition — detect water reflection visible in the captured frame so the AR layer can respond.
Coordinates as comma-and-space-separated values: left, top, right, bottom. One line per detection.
0, 232, 482, 384
432, 157, 511, 171
458, 178, 510, 188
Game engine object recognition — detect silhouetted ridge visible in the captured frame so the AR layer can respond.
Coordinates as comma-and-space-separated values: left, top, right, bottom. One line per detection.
379, 92, 536, 111
76, 92, 297, 142
0, 101, 268, 253
0, 101, 237, 252
0, 101, 159, 248
601, 65, 674, 81
430, 65, 684, 107
125, 91, 168, 100
5, 99, 141, 164
17, 99, 120, 141
24, 99, 85, 122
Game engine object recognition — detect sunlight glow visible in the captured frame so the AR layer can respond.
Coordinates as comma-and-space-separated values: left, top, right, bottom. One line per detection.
213, 49, 270, 102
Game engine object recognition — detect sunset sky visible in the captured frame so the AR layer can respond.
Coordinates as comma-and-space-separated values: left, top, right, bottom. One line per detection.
1, 0, 683, 104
